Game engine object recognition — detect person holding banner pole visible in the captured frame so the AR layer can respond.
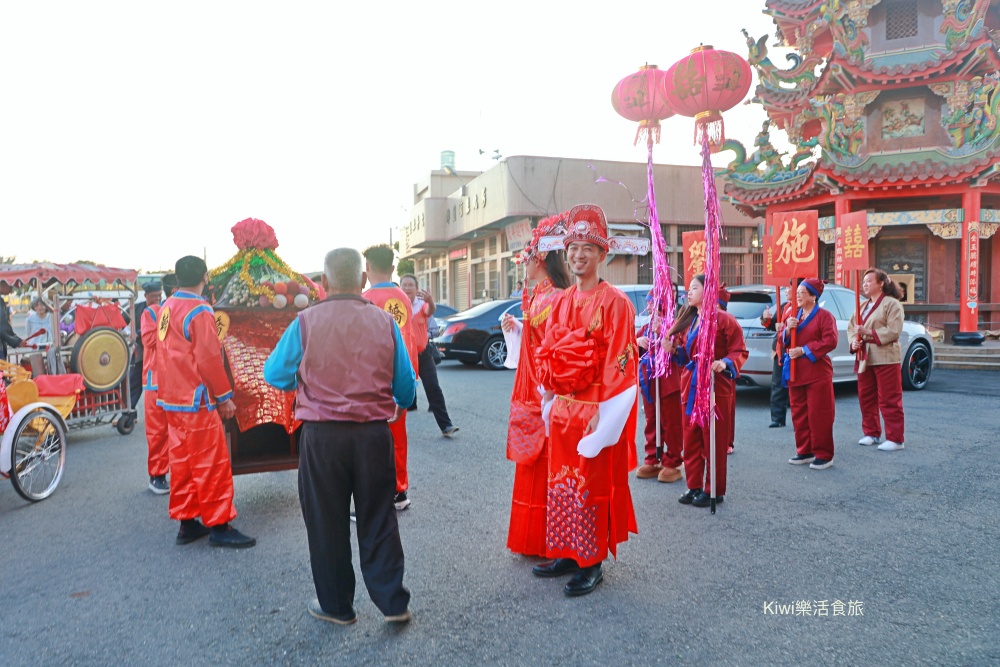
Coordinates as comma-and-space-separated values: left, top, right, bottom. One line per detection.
848, 268, 906, 451
666, 275, 746, 509
782, 279, 839, 469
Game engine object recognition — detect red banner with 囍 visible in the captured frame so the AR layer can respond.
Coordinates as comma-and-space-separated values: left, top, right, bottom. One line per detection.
682, 230, 706, 287
766, 211, 819, 281
837, 211, 870, 273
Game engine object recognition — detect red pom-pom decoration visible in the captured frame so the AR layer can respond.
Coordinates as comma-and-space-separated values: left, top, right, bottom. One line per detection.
274, 282, 288, 295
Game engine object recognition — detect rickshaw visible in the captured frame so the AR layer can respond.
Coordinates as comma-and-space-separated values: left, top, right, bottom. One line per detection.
1, 263, 139, 501
0, 360, 68, 501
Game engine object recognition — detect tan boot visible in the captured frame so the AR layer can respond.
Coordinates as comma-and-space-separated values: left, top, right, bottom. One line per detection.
657, 467, 682, 483
636, 464, 662, 479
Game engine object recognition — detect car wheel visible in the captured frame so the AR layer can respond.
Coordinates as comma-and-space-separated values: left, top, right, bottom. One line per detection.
901, 341, 931, 391
481, 336, 507, 371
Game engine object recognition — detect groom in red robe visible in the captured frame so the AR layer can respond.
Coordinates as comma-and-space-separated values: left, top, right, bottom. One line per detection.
532, 204, 638, 597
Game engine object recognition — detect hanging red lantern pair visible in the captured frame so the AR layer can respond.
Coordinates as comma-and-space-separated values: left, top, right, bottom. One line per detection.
613, 45, 752, 153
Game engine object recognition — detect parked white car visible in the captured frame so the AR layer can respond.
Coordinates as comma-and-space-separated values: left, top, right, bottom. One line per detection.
728, 284, 933, 391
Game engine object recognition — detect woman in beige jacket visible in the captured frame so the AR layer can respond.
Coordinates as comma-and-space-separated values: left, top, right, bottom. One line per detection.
847, 268, 905, 451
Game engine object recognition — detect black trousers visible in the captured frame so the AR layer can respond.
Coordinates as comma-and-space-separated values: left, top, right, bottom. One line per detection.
128, 357, 143, 410
410, 346, 454, 432
298, 421, 410, 617
770, 354, 789, 424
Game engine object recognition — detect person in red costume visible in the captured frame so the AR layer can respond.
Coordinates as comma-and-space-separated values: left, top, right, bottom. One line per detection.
531, 204, 638, 597
666, 275, 747, 509
635, 287, 684, 483
362, 244, 419, 511
140, 278, 169, 494
500, 212, 572, 557
782, 278, 839, 470
156, 256, 255, 548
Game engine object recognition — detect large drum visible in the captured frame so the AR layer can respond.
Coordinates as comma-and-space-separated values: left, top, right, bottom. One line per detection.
70, 327, 129, 392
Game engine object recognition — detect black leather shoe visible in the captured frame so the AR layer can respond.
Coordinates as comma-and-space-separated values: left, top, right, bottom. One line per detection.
769, 421, 785, 428
678, 488, 702, 505
564, 564, 603, 597
692, 491, 724, 508
532, 558, 579, 578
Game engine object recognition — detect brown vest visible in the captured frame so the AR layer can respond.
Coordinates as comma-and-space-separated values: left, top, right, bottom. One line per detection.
296, 294, 397, 422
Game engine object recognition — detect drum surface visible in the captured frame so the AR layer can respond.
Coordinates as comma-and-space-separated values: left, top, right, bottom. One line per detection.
70, 327, 129, 392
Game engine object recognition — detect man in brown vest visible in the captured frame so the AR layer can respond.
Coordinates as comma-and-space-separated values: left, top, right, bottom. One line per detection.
264, 248, 416, 625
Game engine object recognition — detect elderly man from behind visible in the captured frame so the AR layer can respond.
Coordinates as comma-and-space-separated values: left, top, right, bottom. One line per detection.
264, 248, 416, 625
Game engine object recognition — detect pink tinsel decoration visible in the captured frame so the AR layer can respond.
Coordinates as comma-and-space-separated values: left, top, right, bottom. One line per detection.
691, 130, 723, 428
643, 136, 675, 379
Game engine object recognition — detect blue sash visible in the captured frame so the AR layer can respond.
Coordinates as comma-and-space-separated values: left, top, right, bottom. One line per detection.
683, 317, 700, 416
781, 306, 819, 388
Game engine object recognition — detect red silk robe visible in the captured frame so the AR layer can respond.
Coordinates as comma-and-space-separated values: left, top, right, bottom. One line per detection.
536, 282, 638, 568
506, 279, 562, 556
140, 303, 169, 477
364, 284, 419, 494
155, 290, 237, 526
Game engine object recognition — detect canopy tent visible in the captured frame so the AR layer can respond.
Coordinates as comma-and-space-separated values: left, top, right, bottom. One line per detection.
0, 263, 138, 288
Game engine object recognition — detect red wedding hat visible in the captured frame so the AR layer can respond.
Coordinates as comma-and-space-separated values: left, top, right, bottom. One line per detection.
516, 211, 570, 264
562, 204, 610, 251
802, 278, 825, 297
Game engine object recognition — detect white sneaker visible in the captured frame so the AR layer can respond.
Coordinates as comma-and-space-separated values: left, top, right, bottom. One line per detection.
858, 436, 880, 446
878, 440, 904, 451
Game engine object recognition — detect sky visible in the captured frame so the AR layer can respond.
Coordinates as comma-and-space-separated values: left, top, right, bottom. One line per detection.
1, 1, 794, 274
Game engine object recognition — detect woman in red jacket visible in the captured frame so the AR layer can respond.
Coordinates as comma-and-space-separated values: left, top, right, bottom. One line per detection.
501, 225, 572, 556
666, 275, 747, 508
782, 278, 839, 470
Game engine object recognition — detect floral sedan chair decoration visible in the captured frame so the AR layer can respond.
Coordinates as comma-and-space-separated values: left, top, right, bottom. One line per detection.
206, 218, 326, 456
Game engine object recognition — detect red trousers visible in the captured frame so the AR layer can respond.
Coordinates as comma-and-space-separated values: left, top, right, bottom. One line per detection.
682, 392, 734, 496
506, 439, 549, 557
789, 380, 835, 461
164, 409, 237, 527
857, 363, 905, 443
389, 411, 408, 493
641, 390, 683, 469
144, 390, 170, 477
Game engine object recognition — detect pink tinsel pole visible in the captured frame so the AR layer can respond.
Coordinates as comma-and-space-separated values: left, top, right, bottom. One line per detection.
644, 133, 676, 378
691, 129, 723, 428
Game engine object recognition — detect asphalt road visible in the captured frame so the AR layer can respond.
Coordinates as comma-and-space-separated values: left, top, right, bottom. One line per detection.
1, 363, 997, 666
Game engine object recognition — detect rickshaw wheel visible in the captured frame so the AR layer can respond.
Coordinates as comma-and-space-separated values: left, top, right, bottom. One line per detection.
9, 408, 67, 502
115, 412, 136, 435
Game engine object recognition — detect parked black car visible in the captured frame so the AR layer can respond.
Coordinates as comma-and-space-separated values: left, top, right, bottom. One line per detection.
434, 299, 522, 370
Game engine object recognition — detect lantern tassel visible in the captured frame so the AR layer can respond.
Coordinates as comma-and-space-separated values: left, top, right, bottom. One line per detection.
691, 129, 724, 428
694, 117, 725, 153
644, 133, 676, 381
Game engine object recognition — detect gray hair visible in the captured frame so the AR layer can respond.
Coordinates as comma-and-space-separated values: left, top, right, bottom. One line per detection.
324, 248, 364, 290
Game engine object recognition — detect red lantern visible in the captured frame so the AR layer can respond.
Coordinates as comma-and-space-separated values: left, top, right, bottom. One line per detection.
612, 64, 674, 146
662, 45, 752, 152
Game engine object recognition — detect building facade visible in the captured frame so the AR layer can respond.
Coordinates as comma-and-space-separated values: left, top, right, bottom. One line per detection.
400, 155, 755, 309
722, 0, 1000, 333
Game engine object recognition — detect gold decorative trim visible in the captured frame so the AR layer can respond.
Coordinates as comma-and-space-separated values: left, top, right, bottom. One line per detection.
926, 223, 962, 240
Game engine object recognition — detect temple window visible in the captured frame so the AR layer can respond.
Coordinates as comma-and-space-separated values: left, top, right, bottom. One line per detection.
885, 0, 919, 40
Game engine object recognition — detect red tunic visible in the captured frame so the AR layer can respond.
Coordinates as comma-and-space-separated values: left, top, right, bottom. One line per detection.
506, 279, 562, 556
140, 303, 169, 477
536, 281, 638, 567
364, 284, 419, 494
783, 306, 838, 461
675, 309, 747, 496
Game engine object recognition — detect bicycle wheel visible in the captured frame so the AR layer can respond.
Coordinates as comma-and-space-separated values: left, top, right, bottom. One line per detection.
9, 407, 67, 502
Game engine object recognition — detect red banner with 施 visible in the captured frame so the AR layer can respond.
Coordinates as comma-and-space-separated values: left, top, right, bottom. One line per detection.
682, 230, 706, 287
766, 211, 819, 281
